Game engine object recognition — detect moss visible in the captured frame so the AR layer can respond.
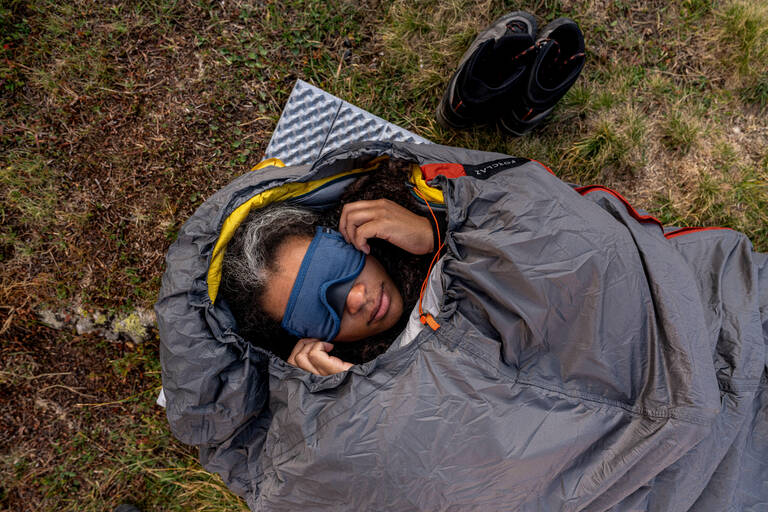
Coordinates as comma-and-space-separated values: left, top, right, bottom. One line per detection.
92, 311, 108, 326
112, 312, 148, 343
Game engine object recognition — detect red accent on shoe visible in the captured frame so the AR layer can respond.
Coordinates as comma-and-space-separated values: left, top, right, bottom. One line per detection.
522, 107, 534, 120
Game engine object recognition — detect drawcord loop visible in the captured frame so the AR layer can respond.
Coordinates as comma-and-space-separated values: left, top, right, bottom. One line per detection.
413, 187, 444, 331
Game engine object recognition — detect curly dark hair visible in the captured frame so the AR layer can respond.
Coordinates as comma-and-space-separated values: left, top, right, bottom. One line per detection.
220, 157, 437, 364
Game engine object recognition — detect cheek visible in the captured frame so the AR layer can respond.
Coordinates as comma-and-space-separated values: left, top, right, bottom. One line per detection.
364, 256, 390, 285
335, 315, 366, 342
385, 289, 404, 328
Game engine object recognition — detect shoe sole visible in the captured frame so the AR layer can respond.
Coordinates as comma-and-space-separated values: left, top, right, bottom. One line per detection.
436, 85, 470, 130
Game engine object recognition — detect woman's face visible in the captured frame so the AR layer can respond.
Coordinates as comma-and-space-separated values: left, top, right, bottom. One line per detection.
261, 236, 404, 342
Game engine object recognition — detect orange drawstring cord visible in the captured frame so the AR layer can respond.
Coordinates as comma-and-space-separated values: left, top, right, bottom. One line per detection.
413, 187, 444, 331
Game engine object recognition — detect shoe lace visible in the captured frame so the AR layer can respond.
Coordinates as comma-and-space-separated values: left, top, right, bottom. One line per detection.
505, 20, 528, 34
537, 39, 585, 70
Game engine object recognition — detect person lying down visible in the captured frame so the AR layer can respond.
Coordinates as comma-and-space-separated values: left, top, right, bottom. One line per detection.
161, 147, 768, 509
220, 160, 442, 375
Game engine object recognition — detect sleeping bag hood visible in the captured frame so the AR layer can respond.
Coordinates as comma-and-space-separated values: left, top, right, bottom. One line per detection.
156, 140, 768, 511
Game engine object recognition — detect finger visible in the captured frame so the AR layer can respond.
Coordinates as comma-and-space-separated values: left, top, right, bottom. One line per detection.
308, 343, 353, 375
353, 220, 389, 254
297, 340, 330, 374
294, 350, 322, 375
286, 338, 308, 365
339, 200, 391, 242
306, 342, 334, 376
286, 338, 318, 366
339, 202, 369, 242
340, 206, 378, 245
339, 203, 357, 242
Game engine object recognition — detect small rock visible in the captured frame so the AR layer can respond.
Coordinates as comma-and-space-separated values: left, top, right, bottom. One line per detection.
75, 316, 94, 335
136, 307, 156, 328
732, 126, 741, 134
36, 305, 156, 343
38, 309, 65, 330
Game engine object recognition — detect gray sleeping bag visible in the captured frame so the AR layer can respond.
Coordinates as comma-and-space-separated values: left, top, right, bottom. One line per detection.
156, 141, 768, 511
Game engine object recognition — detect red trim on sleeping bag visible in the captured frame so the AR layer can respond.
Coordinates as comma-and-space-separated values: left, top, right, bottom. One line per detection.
420, 163, 467, 181
530, 159, 557, 176
576, 185, 665, 233
664, 226, 733, 239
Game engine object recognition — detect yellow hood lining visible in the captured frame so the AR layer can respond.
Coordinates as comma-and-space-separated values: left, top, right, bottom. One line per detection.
207, 157, 445, 303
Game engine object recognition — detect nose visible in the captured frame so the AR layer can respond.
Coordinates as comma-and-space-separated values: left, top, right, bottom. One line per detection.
345, 282, 366, 315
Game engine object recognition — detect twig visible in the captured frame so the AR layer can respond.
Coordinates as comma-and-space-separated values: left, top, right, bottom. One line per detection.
0, 308, 14, 335
0, 370, 73, 380
236, 116, 271, 127
31, 372, 73, 379
39, 384, 97, 399
76, 385, 161, 407
98, 86, 137, 95
97, 78, 167, 96
335, 54, 344, 78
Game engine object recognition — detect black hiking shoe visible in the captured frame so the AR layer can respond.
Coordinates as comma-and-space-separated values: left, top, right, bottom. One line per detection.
499, 17, 585, 136
436, 11, 538, 130
114, 505, 142, 512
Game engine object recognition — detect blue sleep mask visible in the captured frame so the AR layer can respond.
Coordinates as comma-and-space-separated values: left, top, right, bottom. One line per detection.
281, 226, 366, 341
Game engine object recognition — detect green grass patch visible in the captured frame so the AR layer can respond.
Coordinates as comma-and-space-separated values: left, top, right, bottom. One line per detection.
740, 72, 768, 109
1, 158, 58, 225
718, 1, 768, 77
657, 169, 768, 249
661, 113, 700, 154
562, 109, 647, 182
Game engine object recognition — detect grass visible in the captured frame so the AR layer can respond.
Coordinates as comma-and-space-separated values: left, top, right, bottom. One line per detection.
1, 335, 249, 512
718, 1, 768, 77
740, 71, 768, 109
1, 0, 767, 510
661, 112, 700, 154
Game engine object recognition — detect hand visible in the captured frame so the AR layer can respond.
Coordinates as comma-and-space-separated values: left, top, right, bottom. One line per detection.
286, 338, 353, 376
339, 199, 434, 255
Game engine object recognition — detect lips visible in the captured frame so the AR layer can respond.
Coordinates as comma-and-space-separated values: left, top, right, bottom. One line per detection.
368, 283, 390, 324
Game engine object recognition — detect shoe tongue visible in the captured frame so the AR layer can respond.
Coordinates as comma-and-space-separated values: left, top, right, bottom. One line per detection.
461, 34, 533, 99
